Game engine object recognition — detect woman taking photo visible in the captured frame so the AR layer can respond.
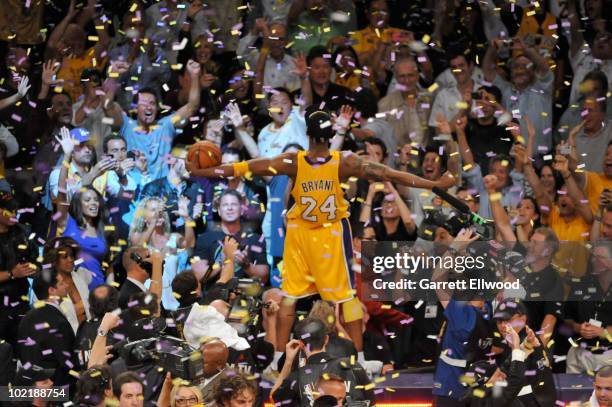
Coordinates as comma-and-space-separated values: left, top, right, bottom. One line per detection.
56, 128, 113, 290
129, 196, 195, 310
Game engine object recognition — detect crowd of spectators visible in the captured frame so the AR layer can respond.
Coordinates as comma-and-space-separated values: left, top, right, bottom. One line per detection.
0, 0, 610, 405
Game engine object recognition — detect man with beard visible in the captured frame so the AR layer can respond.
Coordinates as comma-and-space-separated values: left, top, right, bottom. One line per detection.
45, 128, 115, 209
104, 60, 202, 181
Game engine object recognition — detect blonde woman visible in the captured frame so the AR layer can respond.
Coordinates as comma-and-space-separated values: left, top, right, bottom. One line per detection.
129, 196, 195, 310
157, 372, 204, 407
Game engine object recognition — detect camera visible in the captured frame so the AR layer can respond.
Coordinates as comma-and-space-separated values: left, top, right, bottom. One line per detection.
418, 209, 494, 241
225, 278, 265, 336
120, 336, 204, 381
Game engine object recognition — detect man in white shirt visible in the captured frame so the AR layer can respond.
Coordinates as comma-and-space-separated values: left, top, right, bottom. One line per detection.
429, 51, 481, 128
236, 20, 301, 92
483, 37, 554, 153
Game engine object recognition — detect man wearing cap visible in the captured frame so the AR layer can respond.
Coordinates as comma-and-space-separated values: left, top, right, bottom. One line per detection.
44, 127, 115, 211
491, 299, 556, 407
462, 324, 528, 407
271, 317, 375, 405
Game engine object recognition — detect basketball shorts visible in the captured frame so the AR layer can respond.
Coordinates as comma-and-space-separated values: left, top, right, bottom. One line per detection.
281, 218, 354, 302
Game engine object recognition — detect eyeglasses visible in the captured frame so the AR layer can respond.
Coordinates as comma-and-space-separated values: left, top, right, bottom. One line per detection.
175, 397, 198, 406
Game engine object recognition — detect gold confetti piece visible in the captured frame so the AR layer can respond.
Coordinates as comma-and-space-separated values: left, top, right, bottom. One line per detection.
104, 225, 115, 231
428, 83, 439, 93
87, 36, 99, 41
422, 34, 431, 43
455, 101, 469, 110
473, 389, 486, 398
267, 166, 278, 174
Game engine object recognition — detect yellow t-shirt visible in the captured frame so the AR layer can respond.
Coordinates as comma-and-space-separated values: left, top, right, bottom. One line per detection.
57, 47, 108, 102
350, 26, 402, 64
584, 171, 612, 214
549, 205, 590, 277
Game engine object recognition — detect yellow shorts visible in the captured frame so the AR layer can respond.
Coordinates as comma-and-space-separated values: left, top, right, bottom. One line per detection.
281, 218, 354, 302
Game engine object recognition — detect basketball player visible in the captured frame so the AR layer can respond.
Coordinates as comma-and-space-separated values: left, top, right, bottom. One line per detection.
187, 107, 456, 371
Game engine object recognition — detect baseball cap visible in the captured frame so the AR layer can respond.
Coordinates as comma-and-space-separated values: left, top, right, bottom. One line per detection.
70, 127, 91, 144
493, 298, 527, 321
305, 106, 334, 141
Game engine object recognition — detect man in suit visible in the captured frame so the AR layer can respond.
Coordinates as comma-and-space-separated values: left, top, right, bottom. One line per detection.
17, 268, 76, 388
196, 338, 231, 405
118, 246, 162, 310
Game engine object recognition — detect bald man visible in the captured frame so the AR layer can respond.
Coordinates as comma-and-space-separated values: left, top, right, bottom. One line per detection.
198, 338, 230, 405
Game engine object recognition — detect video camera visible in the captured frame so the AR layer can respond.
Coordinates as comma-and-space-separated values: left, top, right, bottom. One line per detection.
119, 336, 204, 381
225, 278, 267, 336
422, 187, 495, 240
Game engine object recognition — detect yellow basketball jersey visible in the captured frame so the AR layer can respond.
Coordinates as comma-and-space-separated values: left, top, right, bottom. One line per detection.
287, 150, 349, 228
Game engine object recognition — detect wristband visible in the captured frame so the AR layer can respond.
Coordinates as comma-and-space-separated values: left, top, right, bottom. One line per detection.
7, 270, 13, 280
232, 161, 250, 177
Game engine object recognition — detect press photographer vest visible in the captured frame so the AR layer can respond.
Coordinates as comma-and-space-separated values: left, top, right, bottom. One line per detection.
296, 355, 368, 406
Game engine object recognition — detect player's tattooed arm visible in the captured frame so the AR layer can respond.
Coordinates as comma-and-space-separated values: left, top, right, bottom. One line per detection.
341, 151, 455, 190
340, 152, 388, 181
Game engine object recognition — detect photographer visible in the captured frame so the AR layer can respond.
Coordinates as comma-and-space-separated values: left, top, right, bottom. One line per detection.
462, 324, 527, 407
75, 284, 120, 368
312, 374, 347, 406
430, 228, 495, 406
491, 300, 556, 407
271, 317, 375, 406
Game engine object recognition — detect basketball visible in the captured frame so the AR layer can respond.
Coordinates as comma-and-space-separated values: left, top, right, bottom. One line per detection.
187, 141, 222, 170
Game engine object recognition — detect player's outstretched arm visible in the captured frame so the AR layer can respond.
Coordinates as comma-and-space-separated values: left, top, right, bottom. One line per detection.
187, 151, 298, 178
340, 151, 455, 190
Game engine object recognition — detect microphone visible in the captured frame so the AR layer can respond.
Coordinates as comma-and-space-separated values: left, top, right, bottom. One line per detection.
432, 187, 471, 214
431, 187, 494, 239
